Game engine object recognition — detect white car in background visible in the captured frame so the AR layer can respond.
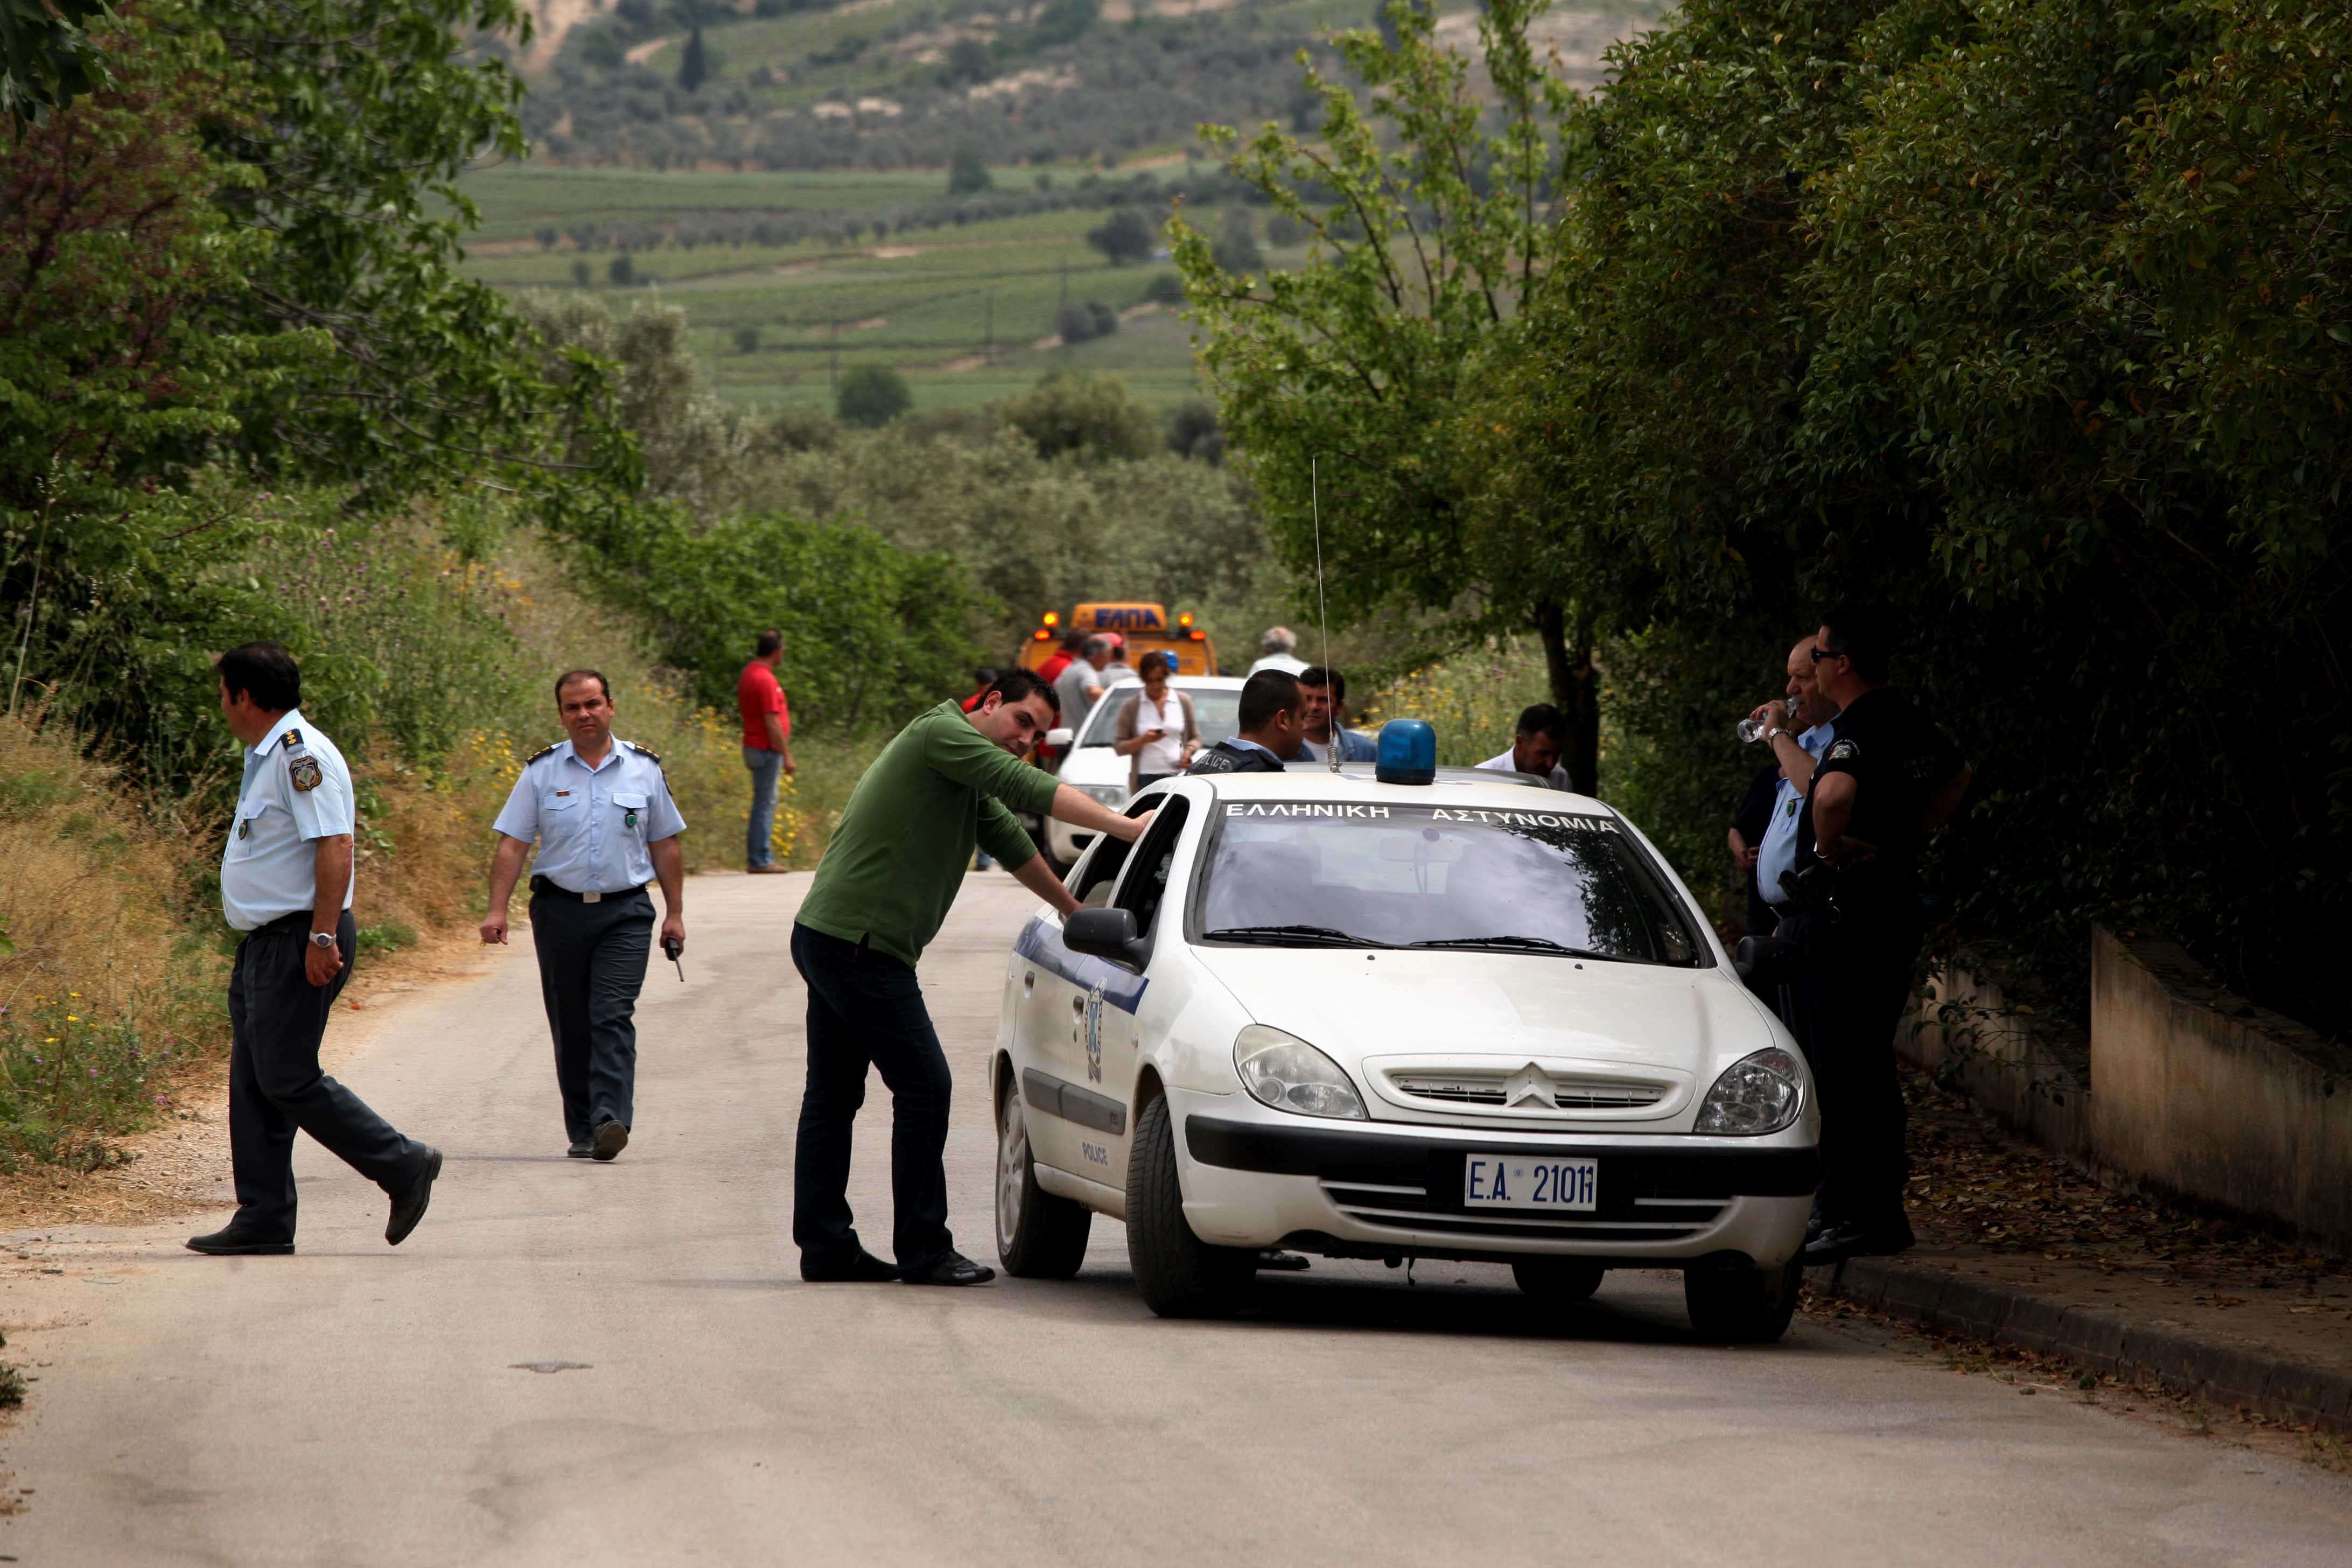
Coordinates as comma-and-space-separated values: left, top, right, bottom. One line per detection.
990, 751, 1821, 1341
1039, 675, 1244, 871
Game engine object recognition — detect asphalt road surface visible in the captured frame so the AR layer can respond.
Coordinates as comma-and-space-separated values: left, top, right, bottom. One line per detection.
4, 874, 2347, 1566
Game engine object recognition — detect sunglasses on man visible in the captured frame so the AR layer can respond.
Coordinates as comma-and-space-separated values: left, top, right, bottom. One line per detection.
1809, 645, 1849, 665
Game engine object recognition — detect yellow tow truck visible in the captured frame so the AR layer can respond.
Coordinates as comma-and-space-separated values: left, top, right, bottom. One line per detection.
1017, 602, 1219, 678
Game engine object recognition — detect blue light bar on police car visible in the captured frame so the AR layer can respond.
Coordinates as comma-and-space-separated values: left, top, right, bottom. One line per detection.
1376, 719, 1437, 785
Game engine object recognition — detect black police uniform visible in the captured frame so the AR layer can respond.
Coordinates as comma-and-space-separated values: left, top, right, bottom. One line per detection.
1185, 739, 1286, 775
1783, 687, 1963, 1239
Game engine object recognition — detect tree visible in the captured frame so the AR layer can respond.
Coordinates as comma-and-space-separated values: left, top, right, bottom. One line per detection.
1, 0, 110, 127
608, 252, 636, 286
947, 144, 991, 196
1208, 209, 1261, 275
1086, 205, 1154, 267
1000, 370, 1158, 462
677, 25, 708, 90
836, 364, 912, 426
732, 323, 762, 355
1173, 0, 1580, 775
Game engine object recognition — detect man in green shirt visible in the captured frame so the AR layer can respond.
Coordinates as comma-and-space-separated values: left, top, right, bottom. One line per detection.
792, 668, 1149, 1286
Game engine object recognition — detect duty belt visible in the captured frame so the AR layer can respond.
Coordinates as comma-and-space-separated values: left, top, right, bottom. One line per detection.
530, 874, 646, 905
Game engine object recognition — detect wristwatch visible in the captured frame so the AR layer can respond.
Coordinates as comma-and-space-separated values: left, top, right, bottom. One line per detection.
1764, 726, 1788, 745
309, 930, 338, 950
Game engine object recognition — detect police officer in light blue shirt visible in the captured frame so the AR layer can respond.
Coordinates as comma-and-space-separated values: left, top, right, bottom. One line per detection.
188, 643, 441, 1257
483, 669, 687, 1161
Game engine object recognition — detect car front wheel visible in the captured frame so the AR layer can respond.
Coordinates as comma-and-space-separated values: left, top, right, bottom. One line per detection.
996, 1075, 1091, 1278
1125, 1092, 1254, 1319
1683, 1255, 1803, 1343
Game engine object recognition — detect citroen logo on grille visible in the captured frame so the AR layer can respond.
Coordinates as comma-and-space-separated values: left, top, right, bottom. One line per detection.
1503, 1064, 1557, 1109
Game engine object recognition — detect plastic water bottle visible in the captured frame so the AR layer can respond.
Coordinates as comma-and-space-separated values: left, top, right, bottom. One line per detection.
1737, 707, 1783, 744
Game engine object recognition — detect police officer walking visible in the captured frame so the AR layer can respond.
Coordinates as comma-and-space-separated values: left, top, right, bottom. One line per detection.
482, 670, 687, 1162
188, 643, 442, 1256
1789, 612, 1970, 1266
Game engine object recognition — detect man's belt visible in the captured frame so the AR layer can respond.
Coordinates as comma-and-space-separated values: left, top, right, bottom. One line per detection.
529, 875, 646, 905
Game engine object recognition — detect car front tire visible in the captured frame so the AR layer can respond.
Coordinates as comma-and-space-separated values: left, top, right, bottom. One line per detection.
1683, 1255, 1804, 1343
1511, 1258, 1604, 1305
1125, 1092, 1254, 1319
996, 1076, 1091, 1278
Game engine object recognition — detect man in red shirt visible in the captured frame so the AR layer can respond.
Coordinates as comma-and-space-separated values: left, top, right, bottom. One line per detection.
1035, 629, 1085, 689
739, 631, 795, 874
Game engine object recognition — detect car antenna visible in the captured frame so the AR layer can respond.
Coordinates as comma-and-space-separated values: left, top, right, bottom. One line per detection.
1311, 455, 1340, 775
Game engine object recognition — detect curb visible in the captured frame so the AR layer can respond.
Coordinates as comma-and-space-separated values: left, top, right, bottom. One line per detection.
1808, 1256, 2352, 1436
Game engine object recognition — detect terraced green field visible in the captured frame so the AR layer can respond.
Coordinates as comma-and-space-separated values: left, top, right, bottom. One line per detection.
456, 162, 1278, 413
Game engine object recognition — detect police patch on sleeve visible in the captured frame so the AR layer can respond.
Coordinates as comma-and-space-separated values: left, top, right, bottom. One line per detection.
1826, 739, 1860, 762
288, 755, 324, 792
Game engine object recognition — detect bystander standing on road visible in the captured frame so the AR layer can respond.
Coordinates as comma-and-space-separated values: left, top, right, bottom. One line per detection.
481, 671, 688, 1163
1729, 764, 1780, 938
1749, 636, 1842, 935
1789, 611, 1971, 1266
1035, 629, 1085, 689
1113, 652, 1201, 787
1053, 634, 1116, 736
789, 669, 1152, 1287
1296, 666, 1377, 763
1474, 705, 1572, 789
1247, 626, 1308, 676
1186, 670, 1306, 774
739, 632, 795, 875
187, 642, 442, 1256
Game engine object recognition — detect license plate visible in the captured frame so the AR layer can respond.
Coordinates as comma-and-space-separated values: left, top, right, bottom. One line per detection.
1462, 1156, 1598, 1212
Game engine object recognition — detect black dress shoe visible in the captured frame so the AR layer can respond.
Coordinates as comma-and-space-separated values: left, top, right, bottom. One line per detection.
1805, 1205, 1833, 1245
566, 1142, 593, 1159
800, 1249, 901, 1283
186, 1229, 293, 1256
1801, 1215, 1915, 1267
899, 1250, 996, 1287
591, 1119, 629, 1162
386, 1147, 443, 1246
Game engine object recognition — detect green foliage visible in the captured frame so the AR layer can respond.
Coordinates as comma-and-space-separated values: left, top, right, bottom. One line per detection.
1, 0, 110, 127
836, 363, 912, 426
1208, 209, 1261, 276
678, 24, 709, 90
947, 145, 992, 197
1087, 206, 1155, 266
1001, 370, 1157, 463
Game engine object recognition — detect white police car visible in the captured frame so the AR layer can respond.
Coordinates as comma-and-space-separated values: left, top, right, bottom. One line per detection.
992, 723, 1819, 1340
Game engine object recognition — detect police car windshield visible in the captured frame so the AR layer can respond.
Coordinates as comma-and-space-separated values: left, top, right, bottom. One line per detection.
1076, 685, 1243, 748
1195, 803, 1705, 966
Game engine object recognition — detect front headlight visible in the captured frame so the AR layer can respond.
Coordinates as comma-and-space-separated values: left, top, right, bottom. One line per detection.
1077, 783, 1128, 808
1693, 1047, 1805, 1135
1233, 1025, 1366, 1120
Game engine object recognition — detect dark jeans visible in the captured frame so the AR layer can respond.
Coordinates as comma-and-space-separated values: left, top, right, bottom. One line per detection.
529, 887, 652, 1142
789, 922, 954, 1272
1781, 901, 1924, 1227
744, 745, 783, 868
227, 912, 429, 1241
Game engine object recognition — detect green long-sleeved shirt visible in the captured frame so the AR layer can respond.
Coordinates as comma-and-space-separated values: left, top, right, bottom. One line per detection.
796, 701, 1059, 966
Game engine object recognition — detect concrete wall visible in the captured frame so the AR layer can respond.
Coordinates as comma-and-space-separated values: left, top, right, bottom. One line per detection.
1905, 963, 2094, 1161
2088, 927, 2352, 1255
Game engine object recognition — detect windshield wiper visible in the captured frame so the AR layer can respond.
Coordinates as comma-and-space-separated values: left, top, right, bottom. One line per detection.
1407, 935, 1609, 958
1204, 925, 1381, 949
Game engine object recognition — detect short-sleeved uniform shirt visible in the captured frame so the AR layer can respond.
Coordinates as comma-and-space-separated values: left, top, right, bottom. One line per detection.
1756, 722, 1837, 907
1801, 688, 1963, 895
739, 662, 790, 752
493, 738, 686, 895
795, 702, 1060, 967
221, 709, 356, 932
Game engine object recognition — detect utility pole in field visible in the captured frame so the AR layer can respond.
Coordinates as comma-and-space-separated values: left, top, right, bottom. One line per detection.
984, 291, 994, 365
829, 313, 838, 395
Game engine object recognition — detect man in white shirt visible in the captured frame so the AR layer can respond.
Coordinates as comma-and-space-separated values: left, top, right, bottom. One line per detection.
188, 643, 441, 1257
1247, 626, 1308, 676
1296, 665, 1377, 762
1474, 703, 1573, 789
1053, 635, 1116, 734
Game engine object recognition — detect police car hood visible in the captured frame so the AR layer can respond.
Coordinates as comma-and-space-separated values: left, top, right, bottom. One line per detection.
1187, 946, 1767, 1081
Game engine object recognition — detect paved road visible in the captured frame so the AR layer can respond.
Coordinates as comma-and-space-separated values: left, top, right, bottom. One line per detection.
4, 874, 2347, 1566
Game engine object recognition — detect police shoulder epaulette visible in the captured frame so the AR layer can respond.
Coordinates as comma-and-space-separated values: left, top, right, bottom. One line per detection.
278, 727, 305, 751
627, 742, 663, 765
524, 742, 561, 764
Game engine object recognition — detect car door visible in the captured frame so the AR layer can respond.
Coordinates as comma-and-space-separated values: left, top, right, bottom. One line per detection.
1017, 823, 1138, 1179
1080, 796, 1193, 1181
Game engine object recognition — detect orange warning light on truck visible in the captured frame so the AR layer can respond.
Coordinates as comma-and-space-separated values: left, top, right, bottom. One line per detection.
1017, 603, 1217, 678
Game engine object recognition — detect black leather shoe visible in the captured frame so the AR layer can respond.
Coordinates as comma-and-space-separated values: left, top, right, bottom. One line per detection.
566, 1142, 593, 1159
186, 1229, 293, 1256
592, 1119, 629, 1162
801, 1248, 901, 1283
386, 1147, 443, 1246
1805, 1205, 1833, 1245
1802, 1215, 1915, 1267
899, 1250, 996, 1287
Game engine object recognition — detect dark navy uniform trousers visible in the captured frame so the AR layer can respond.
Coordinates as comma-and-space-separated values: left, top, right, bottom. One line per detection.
227, 911, 429, 1241
528, 881, 652, 1142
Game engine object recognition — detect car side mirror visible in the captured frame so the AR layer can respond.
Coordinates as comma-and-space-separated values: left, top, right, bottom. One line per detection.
1734, 934, 1797, 991
1063, 907, 1146, 967
1045, 726, 1074, 750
